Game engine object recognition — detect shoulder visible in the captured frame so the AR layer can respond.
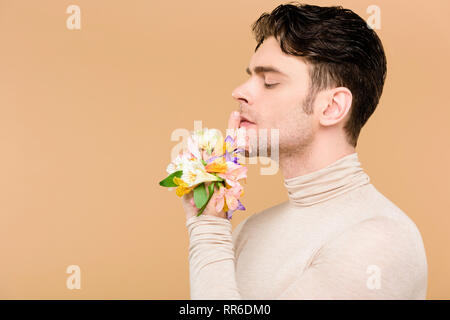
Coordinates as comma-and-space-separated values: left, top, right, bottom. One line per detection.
358, 184, 414, 221
363, 185, 427, 256
347, 184, 426, 247
317, 215, 428, 298
327, 214, 426, 264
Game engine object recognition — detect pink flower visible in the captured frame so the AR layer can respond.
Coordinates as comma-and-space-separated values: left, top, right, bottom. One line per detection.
215, 183, 244, 213
217, 162, 247, 188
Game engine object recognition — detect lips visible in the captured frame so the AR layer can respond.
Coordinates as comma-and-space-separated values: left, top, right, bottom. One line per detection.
239, 115, 255, 125
239, 119, 256, 130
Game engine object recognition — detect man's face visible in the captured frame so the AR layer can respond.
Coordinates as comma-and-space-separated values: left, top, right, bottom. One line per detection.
232, 36, 316, 156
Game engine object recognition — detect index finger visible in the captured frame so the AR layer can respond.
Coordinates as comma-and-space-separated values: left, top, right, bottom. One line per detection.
228, 111, 241, 130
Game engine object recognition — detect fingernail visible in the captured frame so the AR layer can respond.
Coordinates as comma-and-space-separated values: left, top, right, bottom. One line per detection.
233, 111, 240, 117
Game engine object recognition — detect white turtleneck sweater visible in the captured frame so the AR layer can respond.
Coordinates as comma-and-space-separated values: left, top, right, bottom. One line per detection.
185, 153, 428, 299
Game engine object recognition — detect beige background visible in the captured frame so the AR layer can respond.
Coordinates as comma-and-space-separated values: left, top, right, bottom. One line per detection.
0, 0, 449, 299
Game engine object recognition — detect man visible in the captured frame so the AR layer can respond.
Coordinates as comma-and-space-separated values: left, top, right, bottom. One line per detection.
182, 3, 427, 299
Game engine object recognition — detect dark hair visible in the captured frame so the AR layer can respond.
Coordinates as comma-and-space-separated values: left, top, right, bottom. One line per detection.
251, 2, 387, 147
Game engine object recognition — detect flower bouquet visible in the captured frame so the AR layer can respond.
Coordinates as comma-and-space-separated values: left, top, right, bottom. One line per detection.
159, 128, 248, 220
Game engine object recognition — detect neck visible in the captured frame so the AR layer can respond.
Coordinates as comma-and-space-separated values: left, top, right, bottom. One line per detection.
279, 137, 356, 179
282, 151, 370, 207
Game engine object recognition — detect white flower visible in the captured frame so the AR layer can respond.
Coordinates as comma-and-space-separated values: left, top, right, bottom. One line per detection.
187, 134, 202, 160
191, 128, 223, 155
166, 152, 192, 174
166, 151, 221, 187
180, 159, 221, 187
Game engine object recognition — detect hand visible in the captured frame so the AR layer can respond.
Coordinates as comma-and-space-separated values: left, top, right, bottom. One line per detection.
182, 111, 241, 221
182, 181, 226, 220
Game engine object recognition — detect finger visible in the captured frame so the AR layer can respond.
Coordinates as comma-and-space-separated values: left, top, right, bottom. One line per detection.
182, 193, 195, 207
228, 111, 241, 131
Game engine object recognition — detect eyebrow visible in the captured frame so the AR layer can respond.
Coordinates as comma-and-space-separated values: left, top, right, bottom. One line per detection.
245, 65, 288, 78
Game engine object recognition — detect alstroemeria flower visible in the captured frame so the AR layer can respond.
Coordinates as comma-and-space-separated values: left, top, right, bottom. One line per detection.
202, 133, 242, 165
204, 157, 228, 174
217, 161, 248, 188
160, 126, 248, 220
173, 176, 194, 197
225, 127, 247, 150
166, 151, 196, 175
191, 128, 224, 156
224, 135, 236, 153
211, 134, 226, 158
180, 159, 222, 187
187, 134, 202, 160
224, 134, 246, 164
226, 200, 245, 220
215, 184, 245, 216
224, 149, 241, 165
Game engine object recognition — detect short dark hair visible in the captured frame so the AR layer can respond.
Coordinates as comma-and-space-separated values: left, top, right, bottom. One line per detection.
251, 2, 387, 147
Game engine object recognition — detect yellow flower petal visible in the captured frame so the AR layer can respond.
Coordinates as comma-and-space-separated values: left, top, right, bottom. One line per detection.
175, 185, 193, 197
223, 200, 229, 213
173, 176, 187, 187
205, 158, 228, 174
173, 177, 193, 197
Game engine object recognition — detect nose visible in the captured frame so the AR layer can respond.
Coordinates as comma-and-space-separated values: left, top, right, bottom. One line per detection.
231, 85, 249, 106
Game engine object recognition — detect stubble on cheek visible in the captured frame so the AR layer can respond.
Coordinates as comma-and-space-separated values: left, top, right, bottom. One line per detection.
278, 109, 315, 155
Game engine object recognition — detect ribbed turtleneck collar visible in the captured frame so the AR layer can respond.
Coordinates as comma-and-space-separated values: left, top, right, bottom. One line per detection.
283, 152, 370, 207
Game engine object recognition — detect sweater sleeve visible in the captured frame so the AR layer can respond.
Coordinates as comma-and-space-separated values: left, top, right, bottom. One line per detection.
185, 214, 242, 299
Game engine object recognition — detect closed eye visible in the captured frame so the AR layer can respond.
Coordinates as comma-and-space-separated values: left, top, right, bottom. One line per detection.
264, 83, 279, 89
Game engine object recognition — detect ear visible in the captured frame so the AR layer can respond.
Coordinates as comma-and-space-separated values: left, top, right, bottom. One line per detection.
318, 87, 352, 127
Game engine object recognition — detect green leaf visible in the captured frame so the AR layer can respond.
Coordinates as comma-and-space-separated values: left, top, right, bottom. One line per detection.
158, 170, 183, 187
197, 182, 217, 216
193, 183, 208, 209
201, 159, 207, 166
209, 181, 215, 195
